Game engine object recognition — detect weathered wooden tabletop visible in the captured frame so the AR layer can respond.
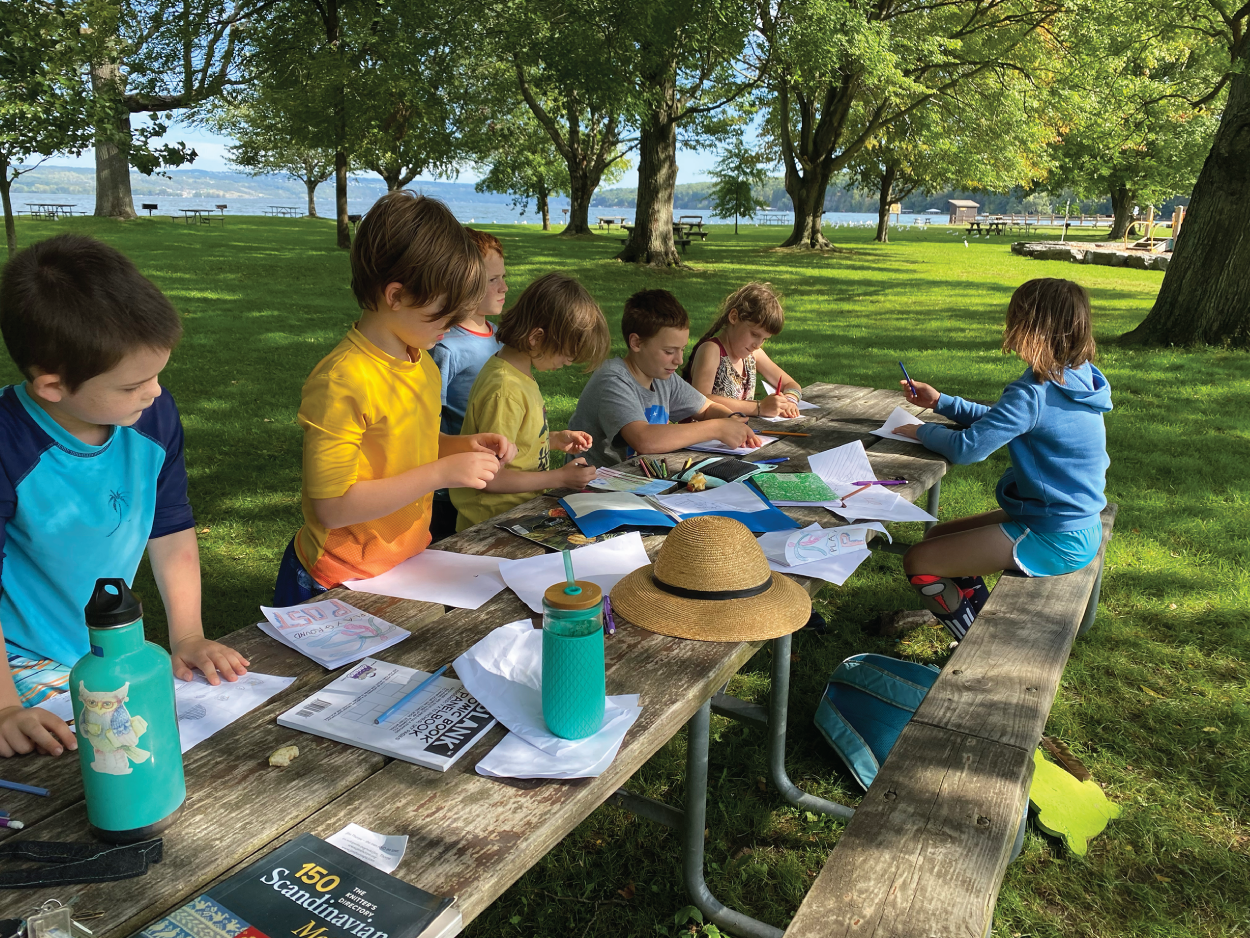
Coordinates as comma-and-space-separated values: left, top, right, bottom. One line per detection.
0, 383, 948, 935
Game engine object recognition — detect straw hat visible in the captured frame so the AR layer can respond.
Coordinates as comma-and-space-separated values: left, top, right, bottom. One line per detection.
610, 516, 810, 642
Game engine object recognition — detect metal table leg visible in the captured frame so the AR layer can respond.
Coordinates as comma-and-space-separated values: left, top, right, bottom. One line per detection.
925, 477, 942, 532
1077, 555, 1105, 637
767, 633, 855, 820
683, 699, 784, 938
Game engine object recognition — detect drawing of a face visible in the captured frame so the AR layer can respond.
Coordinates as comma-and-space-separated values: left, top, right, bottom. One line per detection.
78, 683, 128, 714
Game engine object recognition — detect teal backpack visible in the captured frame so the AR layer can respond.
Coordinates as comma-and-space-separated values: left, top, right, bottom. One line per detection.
814, 653, 940, 790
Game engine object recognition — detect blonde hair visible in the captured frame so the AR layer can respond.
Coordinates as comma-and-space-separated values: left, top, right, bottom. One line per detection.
1002, 278, 1096, 383
495, 272, 610, 369
683, 282, 784, 380
350, 191, 485, 323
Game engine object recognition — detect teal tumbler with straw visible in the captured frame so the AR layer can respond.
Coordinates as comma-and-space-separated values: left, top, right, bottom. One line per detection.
541, 551, 606, 740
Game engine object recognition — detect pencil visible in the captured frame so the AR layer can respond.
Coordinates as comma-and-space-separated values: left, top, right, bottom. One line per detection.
766, 431, 810, 437
638, 458, 652, 478
840, 484, 873, 503
682, 457, 693, 472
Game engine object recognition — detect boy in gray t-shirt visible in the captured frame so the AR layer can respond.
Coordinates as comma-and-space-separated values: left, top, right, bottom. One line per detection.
570, 290, 761, 466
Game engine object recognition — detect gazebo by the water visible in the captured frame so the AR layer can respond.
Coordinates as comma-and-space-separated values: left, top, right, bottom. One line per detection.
947, 199, 979, 224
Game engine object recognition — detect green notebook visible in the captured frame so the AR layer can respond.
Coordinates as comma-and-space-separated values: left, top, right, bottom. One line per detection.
752, 472, 837, 503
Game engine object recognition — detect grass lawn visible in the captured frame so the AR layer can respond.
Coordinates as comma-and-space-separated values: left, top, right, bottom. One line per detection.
2, 215, 1246, 937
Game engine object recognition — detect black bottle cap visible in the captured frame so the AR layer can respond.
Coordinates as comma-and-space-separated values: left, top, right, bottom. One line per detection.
84, 578, 143, 628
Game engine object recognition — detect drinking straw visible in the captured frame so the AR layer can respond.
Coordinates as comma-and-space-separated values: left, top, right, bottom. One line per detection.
563, 549, 576, 590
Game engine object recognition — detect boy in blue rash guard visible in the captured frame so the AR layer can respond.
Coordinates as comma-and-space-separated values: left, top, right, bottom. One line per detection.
892, 278, 1112, 640
0, 234, 249, 759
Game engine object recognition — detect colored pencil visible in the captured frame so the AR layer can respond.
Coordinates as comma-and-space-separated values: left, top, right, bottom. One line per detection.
0, 779, 49, 797
375, 665, 449, 724
766, 431, 810, 437
840, 484, 873, 503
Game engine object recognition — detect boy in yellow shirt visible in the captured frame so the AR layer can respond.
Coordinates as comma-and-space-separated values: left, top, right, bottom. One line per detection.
451, 273, 608, 530
275, 193, 517, 603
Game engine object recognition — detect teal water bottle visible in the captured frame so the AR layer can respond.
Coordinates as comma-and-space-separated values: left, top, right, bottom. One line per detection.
541, 580, 606, 740
69, 579, 185, 843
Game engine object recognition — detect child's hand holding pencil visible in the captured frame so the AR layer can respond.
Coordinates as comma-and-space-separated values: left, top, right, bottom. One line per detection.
898, 378, 940, 409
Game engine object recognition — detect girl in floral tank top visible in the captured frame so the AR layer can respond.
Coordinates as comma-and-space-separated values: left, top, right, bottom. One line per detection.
684, 283, 804, 418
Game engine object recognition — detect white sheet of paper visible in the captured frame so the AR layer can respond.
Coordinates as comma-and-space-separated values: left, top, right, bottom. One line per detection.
174, 671, 296, 752
454, 621, 640, 763
497, 532, 651, 613
871, 406, 925, 443
344, 549, 507, 610
562, 491, 655, 517
686, 434, 778, 456
756, 524, 877, 586
476, 694, 641, 780
37, 672, 302, 746
830, 483, 937, 523
34, 692, 74, 723
808, 441, 877, 486
326, 822, 409, 873
653, 481, 770, 516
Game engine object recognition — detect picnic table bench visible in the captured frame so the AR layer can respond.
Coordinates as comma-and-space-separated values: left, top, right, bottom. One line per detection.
0, 382, 1074, 938
783, 504, 1116, 938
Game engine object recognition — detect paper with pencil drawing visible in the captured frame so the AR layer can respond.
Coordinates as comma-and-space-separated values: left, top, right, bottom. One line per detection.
756, 523, 877, 586
687, 434, 778, 456
808, 441, 876, 485
871, 406, 925, 443
259, 598, 409, 669
782, 522, 890, 566
759, 381, 820, 422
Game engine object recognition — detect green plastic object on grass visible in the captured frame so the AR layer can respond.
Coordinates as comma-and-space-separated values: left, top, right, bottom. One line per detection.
1028, 748, 1120, 856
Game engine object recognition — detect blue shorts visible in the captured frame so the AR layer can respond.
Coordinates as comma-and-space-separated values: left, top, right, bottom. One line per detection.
5, 645, 71, 707
273, 537, 330, 607
1000, 522, 1102, 578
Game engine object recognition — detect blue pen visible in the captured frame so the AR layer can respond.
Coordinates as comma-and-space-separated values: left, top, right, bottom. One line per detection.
374, 665, 449, 724
898, 361, 918, 397
753, 457, 789, 464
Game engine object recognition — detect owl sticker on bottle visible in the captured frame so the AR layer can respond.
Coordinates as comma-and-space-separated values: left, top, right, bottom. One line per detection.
77, 682, 151, 775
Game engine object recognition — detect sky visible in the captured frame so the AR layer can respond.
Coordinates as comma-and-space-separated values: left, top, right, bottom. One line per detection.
43, 121, 726, 186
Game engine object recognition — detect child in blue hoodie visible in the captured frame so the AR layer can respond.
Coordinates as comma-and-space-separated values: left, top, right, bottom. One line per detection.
892, 278, 1112, 639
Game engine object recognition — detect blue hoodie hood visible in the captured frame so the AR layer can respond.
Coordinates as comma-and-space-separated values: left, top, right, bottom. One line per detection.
915, 363, 1112, 533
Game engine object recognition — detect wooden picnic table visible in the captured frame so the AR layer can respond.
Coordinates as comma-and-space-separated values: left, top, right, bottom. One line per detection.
267, 206, 302, 217
0, 383, 950, 938
595, 216, 628, 229
178, 208, 221, 226
25, 202, 78, 219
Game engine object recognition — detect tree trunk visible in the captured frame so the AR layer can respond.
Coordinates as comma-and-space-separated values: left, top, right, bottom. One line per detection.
1108, 184, 1136, 240
335, 150, 350, 249
734, 211, 738, 235
563, 165, 596, 236
91, 58, 137, 219
1, 156, 16, 259
617, 90, 681, 267
1123, 60, 1250, 347
305, 179, 318, 217
781, 168, 833, 248
876, 165, 896, 243
537, 187, 550, 231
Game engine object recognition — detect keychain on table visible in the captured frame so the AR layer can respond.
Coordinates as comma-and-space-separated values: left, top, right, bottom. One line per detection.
26, 900, 73, 938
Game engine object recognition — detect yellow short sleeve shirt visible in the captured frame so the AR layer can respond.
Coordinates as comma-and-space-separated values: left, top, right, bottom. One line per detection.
451, 355, 549, 530
295, 325, 441, 587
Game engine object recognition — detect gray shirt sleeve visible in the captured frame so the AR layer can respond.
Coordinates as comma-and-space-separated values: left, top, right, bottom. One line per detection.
663, 374, 708, 421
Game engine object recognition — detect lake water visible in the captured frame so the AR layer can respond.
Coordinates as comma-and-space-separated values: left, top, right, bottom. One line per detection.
16, 194, 1110, 228
16, 193, 894, 227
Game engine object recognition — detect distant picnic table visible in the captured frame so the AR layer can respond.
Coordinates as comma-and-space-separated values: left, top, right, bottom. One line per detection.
179, 208, 222, 226
25, 202, 78, 219
266, 206, 302, 217
596, 216, 628, 229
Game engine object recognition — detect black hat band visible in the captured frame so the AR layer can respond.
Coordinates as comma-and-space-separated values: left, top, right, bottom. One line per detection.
651, 574, 774, 601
